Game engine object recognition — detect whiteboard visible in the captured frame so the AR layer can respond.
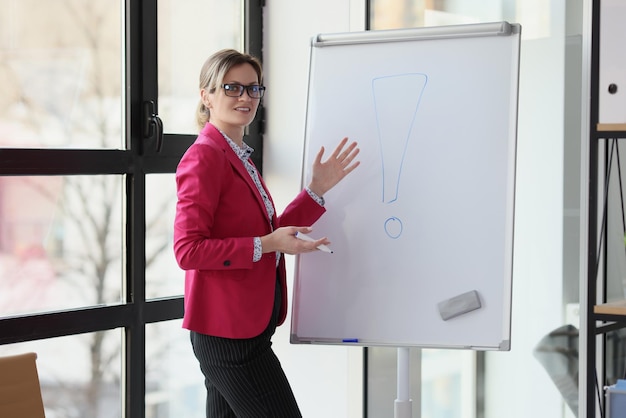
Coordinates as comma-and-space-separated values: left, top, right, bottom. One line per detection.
290, 22, 521, 350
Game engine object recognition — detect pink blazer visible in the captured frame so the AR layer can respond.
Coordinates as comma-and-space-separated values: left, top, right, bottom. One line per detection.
174, 123, 325, 339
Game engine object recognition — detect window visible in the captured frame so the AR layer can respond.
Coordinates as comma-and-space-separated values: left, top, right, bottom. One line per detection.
0, 1, 261, 417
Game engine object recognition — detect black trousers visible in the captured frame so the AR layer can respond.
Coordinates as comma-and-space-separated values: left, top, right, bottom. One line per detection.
190, 278, 302, 418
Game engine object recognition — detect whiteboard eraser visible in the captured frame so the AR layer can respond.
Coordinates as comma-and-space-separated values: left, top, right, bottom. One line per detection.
438, 290, 482, 321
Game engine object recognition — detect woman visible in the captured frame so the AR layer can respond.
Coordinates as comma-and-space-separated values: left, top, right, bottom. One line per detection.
173, 48, 360, 417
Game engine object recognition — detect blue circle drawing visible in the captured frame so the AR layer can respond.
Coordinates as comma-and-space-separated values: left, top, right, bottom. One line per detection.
384, 217, 403, 239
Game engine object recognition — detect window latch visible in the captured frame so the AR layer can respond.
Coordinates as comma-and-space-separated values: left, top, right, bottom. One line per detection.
143, 100, 163, 153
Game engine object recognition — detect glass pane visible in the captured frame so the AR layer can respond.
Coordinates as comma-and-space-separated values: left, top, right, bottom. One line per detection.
146, 320, 205, 417
0, 330, 123, 418
146, 174, 181, 299
157, 0, 243, 134
369, 0, 429, 29
0, 175, 124, 316
367, 347, 421, 418
422, 349, 475, 418
0, 0, 123, 149
606, 139, 626, 303
604, 139, 626, 388
367, 348, 474, 418
369, 0, 549, 40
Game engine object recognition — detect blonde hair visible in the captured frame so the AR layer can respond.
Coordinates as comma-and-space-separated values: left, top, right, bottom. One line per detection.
196, 49, 263, 131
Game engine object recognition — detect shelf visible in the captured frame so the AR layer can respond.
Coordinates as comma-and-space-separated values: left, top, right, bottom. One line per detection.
597, 123, 626, 132
594, 300, 626, 315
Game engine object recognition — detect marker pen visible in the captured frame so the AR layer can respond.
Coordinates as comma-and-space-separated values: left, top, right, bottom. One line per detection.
295, 232, 333, 253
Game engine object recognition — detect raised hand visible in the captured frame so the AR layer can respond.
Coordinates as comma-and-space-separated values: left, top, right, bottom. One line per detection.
307, 137, 360, 197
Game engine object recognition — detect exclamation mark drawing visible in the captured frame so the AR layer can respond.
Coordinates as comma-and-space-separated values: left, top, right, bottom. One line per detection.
372, 73, 427, 239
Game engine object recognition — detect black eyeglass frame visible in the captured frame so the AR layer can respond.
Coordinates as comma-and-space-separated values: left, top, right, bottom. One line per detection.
221, 83, 266, 98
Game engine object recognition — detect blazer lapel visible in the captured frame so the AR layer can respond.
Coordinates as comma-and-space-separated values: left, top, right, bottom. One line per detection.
203, 124, 274, 229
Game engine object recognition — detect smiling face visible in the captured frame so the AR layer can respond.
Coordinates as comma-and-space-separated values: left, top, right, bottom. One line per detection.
202, 63, 261, 144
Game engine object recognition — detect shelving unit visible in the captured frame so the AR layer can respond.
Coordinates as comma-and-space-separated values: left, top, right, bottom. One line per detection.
585, 134, 626, 416
585, 1, 626, 416
586, 132, 626, 417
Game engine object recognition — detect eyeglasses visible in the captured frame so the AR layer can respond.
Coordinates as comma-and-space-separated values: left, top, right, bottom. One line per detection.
221, 83, 266, 99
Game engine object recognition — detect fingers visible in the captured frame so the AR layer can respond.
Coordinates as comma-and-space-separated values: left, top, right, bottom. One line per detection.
326, 138, 358, 163
287, 226, 330, 254
329, 137, 349, 159
340, 145, 360, 166
337, 139, 358, 159
313, 146, 325, 166
318, 137, 359, 164
308, 137, 359, 196
336, 144, 360, 178
343, 159, 361, 175
293, 226, 313, 236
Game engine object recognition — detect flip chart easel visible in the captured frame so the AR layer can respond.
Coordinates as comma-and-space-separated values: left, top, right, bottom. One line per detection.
291, 21, 521, 417
395, 347, 412, 418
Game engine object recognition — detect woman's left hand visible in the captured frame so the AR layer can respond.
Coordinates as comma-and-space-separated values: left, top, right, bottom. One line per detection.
308, 137, 360, 197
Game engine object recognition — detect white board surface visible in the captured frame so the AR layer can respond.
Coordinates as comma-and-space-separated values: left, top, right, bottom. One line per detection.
291, 22, 521, 350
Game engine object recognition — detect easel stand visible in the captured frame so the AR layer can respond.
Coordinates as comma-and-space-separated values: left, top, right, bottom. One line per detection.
394, 347, 414, 418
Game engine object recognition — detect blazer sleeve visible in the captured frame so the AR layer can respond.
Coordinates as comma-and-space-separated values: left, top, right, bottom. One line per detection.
276, 188, 326, 228
173, 142, 258, 272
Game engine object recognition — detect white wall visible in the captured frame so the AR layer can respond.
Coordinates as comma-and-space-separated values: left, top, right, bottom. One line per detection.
263, 1, 366, 417
486, 35, 567, 418
485, 2, 575, 418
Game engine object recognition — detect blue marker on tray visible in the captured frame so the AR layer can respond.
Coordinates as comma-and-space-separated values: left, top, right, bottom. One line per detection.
342, 338, 359, 343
